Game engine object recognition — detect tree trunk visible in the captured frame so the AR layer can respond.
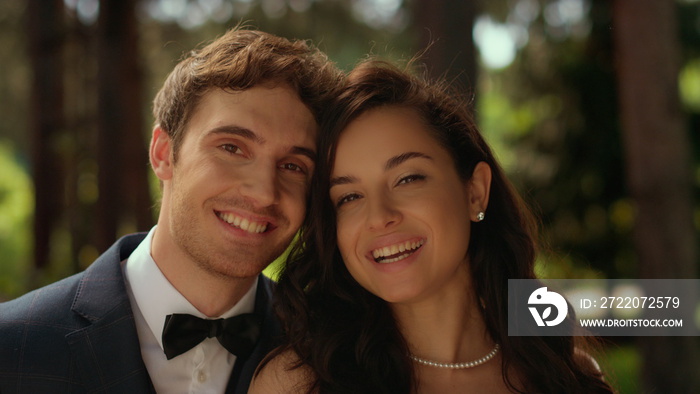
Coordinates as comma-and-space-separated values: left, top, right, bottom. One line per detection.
26, 0, 65, 273
412, 0, 479, 96
96, 0, 152, 252
613, 0, 699, 391
64, 17, 97, 274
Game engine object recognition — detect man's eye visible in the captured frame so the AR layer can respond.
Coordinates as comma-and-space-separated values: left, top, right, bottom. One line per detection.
220, 144, 243, 155
280, 163, 305, 173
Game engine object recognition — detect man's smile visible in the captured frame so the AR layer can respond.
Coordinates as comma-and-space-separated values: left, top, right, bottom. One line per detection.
216, 210, 270, 234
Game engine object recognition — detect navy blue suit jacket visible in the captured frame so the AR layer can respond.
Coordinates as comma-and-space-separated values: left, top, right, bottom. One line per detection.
0, 233, 281, 393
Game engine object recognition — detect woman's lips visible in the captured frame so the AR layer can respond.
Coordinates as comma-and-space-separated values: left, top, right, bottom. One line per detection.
371, 239, 425, 264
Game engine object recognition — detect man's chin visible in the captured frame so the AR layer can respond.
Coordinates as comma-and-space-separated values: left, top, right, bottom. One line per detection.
207, 251, 286, 278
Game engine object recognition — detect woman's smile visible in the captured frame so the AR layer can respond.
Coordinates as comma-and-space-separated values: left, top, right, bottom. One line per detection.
370, 238, 425, 263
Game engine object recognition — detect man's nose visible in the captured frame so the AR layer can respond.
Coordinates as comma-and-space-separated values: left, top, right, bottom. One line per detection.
238, 163, 279, 207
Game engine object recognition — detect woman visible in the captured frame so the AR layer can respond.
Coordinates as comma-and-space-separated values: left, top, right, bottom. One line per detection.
250, 60, 613, 393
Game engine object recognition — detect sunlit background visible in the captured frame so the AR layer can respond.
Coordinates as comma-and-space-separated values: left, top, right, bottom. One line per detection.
1, 0, 699, 392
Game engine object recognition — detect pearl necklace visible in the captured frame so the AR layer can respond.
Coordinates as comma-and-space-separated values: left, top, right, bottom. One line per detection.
409, 344, 500, 369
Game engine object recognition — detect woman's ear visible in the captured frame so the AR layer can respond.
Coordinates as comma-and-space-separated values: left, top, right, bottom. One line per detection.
467, 161, 492, 222
150, 126, 174, 181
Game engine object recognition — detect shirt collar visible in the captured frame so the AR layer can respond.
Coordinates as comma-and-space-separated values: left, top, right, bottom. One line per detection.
125, 226, 258, 350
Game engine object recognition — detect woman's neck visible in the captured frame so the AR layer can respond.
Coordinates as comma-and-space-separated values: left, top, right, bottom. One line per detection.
390, 278, 494, 364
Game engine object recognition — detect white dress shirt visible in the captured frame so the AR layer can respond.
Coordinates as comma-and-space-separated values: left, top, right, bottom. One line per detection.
122, 226, 258, 394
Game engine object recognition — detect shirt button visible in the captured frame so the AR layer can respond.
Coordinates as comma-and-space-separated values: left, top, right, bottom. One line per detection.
197, 370, 207, 383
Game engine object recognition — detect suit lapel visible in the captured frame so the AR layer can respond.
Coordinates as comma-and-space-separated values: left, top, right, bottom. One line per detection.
227, 275, 282, 393
66, 234, 155, 393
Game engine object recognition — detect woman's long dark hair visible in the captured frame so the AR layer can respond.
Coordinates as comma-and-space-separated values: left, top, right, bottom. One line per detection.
270, 60, 613, 393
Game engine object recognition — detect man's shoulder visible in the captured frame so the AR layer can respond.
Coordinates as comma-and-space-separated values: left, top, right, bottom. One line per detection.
0, 233, 147, 324
0, 270, 85, 323
0, 233, 148, 388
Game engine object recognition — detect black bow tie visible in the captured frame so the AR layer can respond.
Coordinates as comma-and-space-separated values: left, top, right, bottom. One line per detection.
162, 313, 262, 360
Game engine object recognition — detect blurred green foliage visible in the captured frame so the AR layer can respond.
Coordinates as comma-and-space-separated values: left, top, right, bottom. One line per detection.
0, 142, 32, 299
680, 59, 700, 111
598, 343, 641, 394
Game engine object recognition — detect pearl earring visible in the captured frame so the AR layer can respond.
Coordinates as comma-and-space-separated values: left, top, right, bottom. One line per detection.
476, 211, 485, 222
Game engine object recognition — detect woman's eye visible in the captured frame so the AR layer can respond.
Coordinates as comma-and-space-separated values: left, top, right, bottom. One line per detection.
397, 174, 426, 185
220, 144, 243, 155
336, 193, 361, 208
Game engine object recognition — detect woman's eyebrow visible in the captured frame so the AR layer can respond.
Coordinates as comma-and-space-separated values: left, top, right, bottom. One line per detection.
330, 175, 358, 188
330, 152, 433, 189
385, 152, 433, 171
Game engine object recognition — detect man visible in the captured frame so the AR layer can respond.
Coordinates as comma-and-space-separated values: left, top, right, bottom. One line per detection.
0, 27, 341, 393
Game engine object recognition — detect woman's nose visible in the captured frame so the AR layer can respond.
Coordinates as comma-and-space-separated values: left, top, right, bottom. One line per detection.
365, 196, 402, 231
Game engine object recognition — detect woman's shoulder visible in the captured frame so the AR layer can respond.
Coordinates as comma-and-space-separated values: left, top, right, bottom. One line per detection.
574, 347, 602, 373
249, 348, 316, 394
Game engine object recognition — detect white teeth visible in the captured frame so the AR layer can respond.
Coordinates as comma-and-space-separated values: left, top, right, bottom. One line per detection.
218, 212, 267, 234
380, 254, 410, 264
390, 244, 399, 255
371, 239, 424, 262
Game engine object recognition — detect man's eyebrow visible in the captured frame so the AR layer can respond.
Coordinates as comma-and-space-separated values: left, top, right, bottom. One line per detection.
292, 146, 317, 163
209, 125, 316, 162
209, 125, 264, 143
385, 152, 433, 171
